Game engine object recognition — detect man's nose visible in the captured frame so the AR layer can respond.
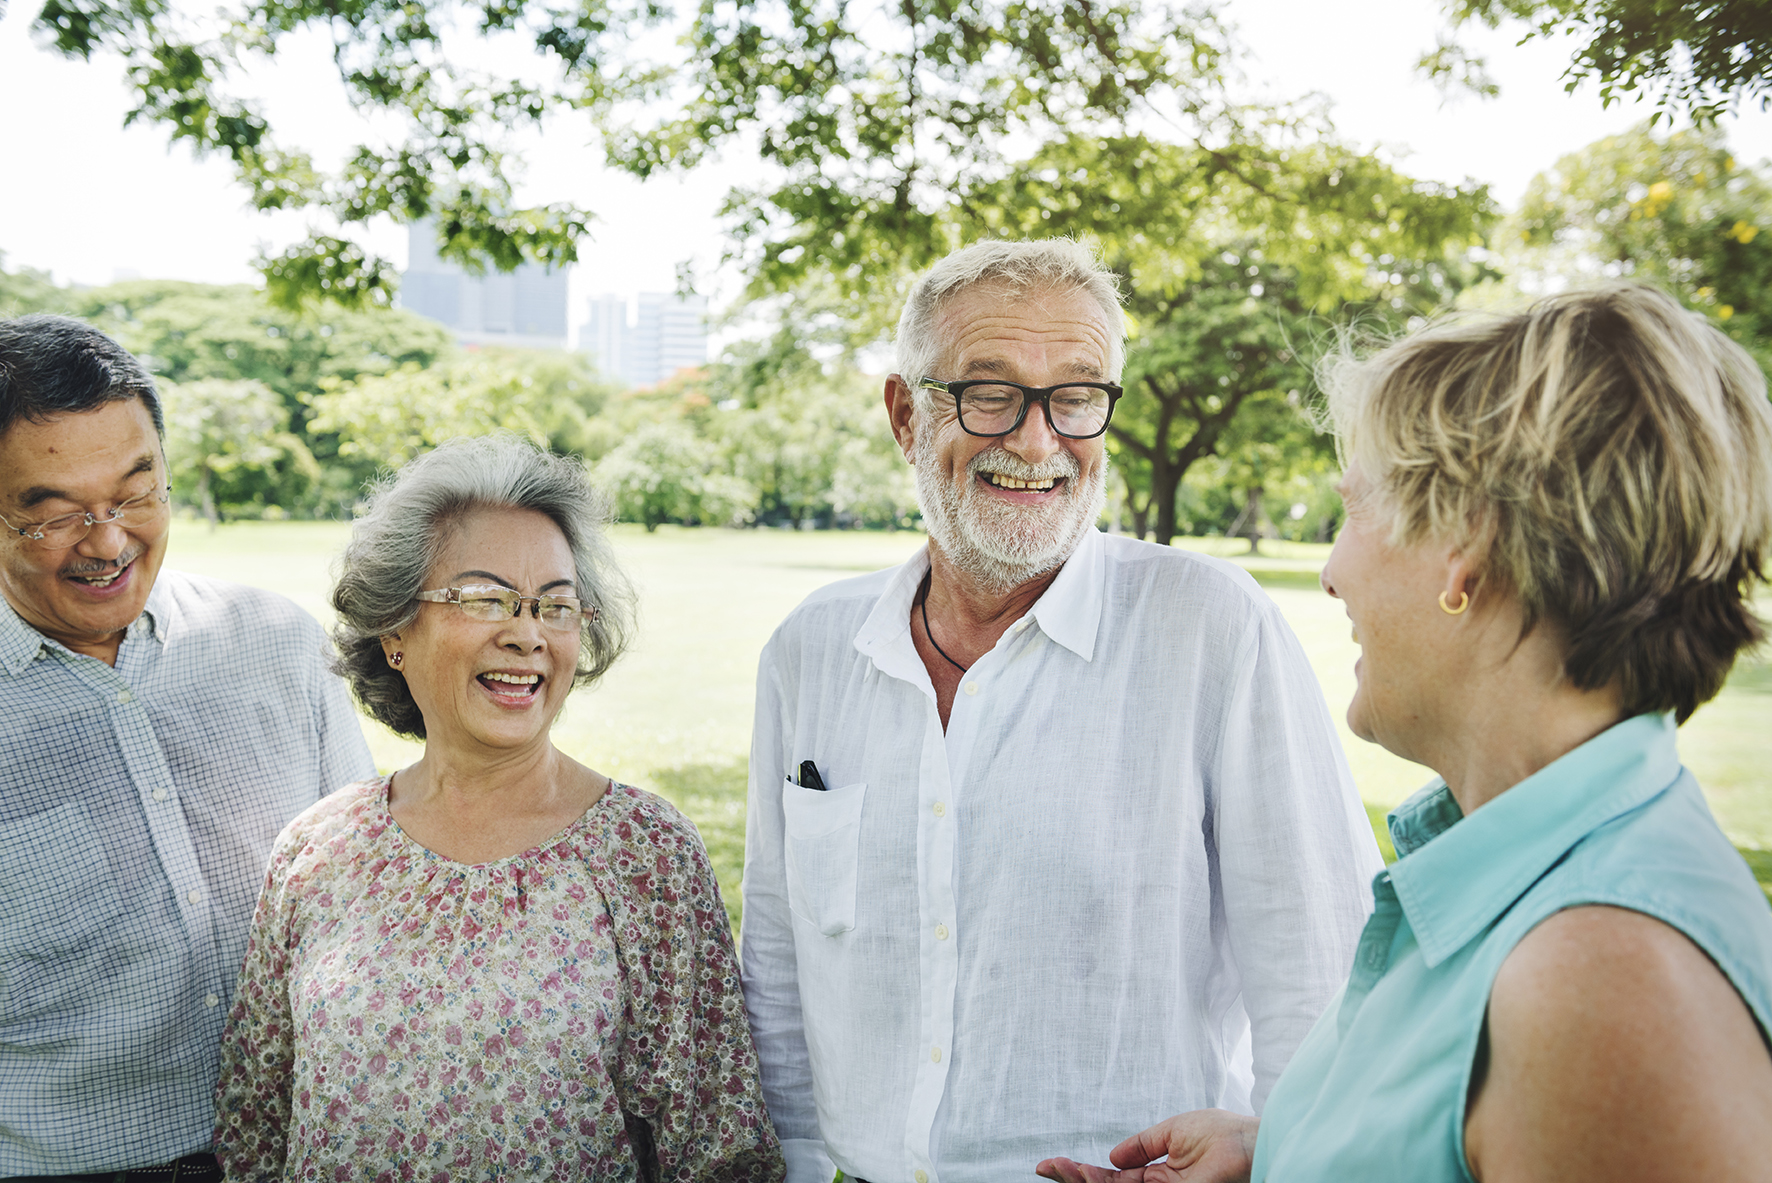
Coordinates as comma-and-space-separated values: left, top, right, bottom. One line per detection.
1320, 567, 1339, 598
75, 519, 130, 562
1002, 398, 1063, 465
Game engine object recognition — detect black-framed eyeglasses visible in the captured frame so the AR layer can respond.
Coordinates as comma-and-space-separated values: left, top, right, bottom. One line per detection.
0, 485, 170, 550
414, 584, 595, 630
917, 377, 1123, 439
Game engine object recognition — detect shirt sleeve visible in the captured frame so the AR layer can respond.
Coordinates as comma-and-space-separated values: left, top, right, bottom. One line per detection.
213, 832, 303, 1180
606, 796, 785, 1183
1212, 599, 1384, 1113
309, 625, 377, 795
738, 646, 836, 1183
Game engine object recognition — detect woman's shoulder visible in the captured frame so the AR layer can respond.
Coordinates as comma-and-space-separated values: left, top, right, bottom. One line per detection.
588, 783, 718, 895
595, 782, 701, 845
1482, 768, 1772, 1057
273, 775, 390, 865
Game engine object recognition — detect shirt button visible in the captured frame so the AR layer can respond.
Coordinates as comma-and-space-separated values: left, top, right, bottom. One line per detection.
931, 1047, 941, 1063
186, 889, 201, 905
204, 993, 219, 1008
915, 1173, 928, 1183
116, 689, 133, 704
152, 788, 168, 802
935, 924, 949, 941
963, 682, 979, 696
933, 802, 946, 818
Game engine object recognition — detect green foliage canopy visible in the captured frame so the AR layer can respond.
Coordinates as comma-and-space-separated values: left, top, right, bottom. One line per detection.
1426, 0, 1772, 123
27, 0, 1488, 314
161, 378, 320, 522
1494, 121, 1772, 364
306, 348, 614, 470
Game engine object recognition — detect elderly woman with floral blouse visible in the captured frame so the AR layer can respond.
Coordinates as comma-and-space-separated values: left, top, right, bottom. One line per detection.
1039, 284, 1772, 1183
213, 435, 782, 1181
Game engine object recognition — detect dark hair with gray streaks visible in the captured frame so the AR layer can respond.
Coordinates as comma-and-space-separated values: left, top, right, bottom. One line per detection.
0, 315, 164, 439
330, 434, 636, 740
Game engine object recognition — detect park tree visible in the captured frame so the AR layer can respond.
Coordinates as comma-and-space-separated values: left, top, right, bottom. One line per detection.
704, 328, 916, 529
1109, 254, 1316, 546
160, 377, 321, 523
1423, 0, 1772, 123
595, 419, 756, 531
28, 0, 1485, 311
1489, 121, 1772, 363
304, 348, 613, 474
34, 280, 454, 404
0, 254, 63, 316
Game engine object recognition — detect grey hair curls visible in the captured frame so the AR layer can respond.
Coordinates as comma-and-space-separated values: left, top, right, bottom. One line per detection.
330, 435, 636, 740
893, 238, 1126, 405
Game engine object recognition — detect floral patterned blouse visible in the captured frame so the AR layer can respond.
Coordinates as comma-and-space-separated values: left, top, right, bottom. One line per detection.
213, 777, 783, 1183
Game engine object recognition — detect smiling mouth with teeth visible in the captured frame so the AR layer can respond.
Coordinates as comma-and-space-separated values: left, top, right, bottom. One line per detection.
981, 473, 1060, 492
68, 563, 129, 589
479, 671, 541, 696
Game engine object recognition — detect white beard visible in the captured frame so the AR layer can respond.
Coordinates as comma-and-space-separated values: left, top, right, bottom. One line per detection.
913, 418, 1108, 596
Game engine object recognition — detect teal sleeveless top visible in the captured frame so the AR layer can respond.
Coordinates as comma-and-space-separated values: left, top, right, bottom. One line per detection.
1251, 712, 1772, 1182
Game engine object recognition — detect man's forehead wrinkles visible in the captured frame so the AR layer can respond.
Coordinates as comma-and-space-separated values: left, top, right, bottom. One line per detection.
9, 451, 161, 511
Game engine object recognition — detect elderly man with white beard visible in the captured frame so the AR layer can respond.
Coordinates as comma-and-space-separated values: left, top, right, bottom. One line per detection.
738, 239, 1382, 1183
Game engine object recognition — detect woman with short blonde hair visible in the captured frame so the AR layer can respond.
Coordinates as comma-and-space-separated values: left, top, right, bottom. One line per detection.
1040, 283, 1772, 1183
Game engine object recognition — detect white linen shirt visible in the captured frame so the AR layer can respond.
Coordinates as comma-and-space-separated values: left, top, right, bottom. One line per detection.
740, 530, 1382, 1183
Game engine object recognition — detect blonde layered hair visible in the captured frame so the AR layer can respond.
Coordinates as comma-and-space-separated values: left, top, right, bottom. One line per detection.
1321, 283, 1772, 722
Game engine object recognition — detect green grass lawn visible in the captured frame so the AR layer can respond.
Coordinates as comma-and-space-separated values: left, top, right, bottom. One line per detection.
164, 519, 1772, 920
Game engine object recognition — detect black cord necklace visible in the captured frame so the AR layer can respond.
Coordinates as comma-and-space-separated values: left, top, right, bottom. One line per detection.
918, 580, 970, 673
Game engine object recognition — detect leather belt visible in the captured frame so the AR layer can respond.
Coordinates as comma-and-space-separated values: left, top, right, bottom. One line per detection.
6, 1152, 222, 1183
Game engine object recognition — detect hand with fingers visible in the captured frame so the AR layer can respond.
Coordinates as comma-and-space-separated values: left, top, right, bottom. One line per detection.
1035, 1109, 1260, 1183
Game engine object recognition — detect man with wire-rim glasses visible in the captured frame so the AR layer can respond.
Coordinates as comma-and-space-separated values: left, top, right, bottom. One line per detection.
0, 316, 373, 1180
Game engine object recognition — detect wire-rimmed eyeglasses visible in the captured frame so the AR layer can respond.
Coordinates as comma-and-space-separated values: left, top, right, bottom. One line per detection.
414, 584, 595, 630
0, 486, 171, 550
917, 377, 1123, 439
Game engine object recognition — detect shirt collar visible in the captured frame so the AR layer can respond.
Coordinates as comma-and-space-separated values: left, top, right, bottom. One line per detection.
0, 573, 172, 676
1386, 712, 1682, 968
851, 529, 1107, 676
1028, 526, 1103, 662
852, 545, 933, 684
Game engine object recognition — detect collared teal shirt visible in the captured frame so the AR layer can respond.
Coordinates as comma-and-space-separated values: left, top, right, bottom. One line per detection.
1251, 712, 1772, 1182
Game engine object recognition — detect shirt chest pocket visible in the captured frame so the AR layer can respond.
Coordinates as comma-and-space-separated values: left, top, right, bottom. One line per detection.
781, 780, 866, 937
0, 801, 131, 1014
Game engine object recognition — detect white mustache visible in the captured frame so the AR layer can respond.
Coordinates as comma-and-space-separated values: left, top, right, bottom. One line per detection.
967, 448, 1080, 483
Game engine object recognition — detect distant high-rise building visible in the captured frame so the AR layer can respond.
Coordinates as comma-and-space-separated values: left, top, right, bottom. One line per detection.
579, 294, 629, 384
400, 221, 569, 349
577, 291, 709, 388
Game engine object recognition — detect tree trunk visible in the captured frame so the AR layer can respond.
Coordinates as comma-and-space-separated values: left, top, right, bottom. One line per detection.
198, 461, 218, 532
1150, 456, 1181, 547
1239, 484, 1266, 555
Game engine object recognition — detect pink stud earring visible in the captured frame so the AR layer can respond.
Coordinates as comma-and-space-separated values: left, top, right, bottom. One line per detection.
389, 652, 404, 669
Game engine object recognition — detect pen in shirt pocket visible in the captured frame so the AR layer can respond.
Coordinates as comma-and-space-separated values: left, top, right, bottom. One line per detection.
797, 760, 829, 792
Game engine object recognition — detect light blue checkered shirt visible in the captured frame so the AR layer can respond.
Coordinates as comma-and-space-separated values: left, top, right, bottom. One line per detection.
0, 569, 375, 1174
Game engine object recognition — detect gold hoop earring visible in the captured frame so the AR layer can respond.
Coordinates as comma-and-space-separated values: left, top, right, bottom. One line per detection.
1439, 590, 1470, 616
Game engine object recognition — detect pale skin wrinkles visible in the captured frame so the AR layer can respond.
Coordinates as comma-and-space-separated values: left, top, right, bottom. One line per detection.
379, 506, 610, 865
1034, 462, 1772, 1183
889, 285, 1115, 727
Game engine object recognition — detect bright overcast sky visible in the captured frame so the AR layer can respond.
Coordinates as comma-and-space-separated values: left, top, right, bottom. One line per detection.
3, 0, 1769, 317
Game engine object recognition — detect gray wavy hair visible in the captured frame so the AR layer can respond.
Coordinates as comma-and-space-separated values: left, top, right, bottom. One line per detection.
331, 435, 636, 740
893, 238, 1126, 405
